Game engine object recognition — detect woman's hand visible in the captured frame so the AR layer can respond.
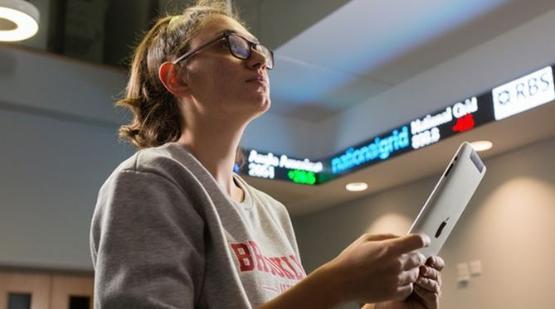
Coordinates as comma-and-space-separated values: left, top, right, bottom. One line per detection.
327, 233, 430, 305
372, 256, 445, 309
260, 233, 432, 309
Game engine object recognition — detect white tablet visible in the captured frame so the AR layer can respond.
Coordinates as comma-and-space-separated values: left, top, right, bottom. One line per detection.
408, 142, 486, 257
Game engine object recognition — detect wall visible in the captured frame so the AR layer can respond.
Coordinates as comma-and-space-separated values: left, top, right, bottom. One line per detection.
293, 136, 555, 308
0, 108, 132, 270
0, 46, 132, 271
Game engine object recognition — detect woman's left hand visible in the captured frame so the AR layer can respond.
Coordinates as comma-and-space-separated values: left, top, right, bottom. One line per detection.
370, 256, 445, 309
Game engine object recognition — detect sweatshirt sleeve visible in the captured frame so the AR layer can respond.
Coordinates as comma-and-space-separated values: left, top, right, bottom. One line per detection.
90, 169, 205, 309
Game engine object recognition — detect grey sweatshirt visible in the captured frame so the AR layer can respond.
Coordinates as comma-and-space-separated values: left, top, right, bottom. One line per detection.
90, 142, 306, 308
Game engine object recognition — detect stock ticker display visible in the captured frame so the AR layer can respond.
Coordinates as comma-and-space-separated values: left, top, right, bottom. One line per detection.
238, 66, 555, 185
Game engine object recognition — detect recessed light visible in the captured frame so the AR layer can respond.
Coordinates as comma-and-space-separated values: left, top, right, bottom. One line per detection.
0, 0, 39, 42
470, 140, 493, 152
346, 182, 368, 192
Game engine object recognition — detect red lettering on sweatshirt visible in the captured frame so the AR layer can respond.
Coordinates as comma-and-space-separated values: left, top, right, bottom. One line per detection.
264, 256, 284, 277
281, 256, 304, 280
269, 257, 295, 279
230, 243, 254, 271
229, 241, 306, 281
248, 241, 269, 272
288, 255, 307, 279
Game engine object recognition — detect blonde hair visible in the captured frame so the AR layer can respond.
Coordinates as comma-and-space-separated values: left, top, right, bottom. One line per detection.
117, 0, 245, 149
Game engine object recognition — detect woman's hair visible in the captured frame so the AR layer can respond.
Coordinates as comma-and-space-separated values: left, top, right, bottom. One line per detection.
117, 0, 244, 149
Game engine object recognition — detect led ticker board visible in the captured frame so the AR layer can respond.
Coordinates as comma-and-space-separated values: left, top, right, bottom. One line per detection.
410, 94, 499, 150
328, 126, 411, 176
321, 94, 494, 181
241, 65, 555, 185
238, 149, 323, 185
410, 97, 480, 149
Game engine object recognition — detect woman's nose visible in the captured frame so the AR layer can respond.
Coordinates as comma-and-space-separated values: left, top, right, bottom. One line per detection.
246, 47, 269, 70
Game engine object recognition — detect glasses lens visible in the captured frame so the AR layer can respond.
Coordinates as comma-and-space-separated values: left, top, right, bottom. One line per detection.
228, 35, 250, 59
227, 34, 275, 69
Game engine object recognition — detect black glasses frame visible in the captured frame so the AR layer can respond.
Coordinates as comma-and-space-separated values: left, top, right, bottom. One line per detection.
172, 30, 274, 69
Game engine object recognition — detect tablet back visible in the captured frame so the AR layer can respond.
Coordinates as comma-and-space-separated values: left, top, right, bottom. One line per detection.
408, 142, 486, 257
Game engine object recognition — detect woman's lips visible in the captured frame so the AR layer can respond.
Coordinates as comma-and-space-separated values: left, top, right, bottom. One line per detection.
245, 75, 268, 84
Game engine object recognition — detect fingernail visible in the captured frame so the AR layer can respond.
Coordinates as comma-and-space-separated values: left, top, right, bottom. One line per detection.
420, 234, 431, 247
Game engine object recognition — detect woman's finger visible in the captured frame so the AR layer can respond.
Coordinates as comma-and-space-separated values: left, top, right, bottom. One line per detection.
413, 284, 440, 308
416, 277, 441, 294
426, 256, 445, 271
361, 233, 399, 242
397, 268, 420, 286
394, 283, 414, 301
385, 234, 430, 257
400, 252, 426, 270
420, 265, 442, 286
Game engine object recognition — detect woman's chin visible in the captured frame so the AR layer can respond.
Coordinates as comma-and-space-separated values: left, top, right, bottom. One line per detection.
245, 97, 271, 119
259, 97, 271, 112
246, 92, 271, 110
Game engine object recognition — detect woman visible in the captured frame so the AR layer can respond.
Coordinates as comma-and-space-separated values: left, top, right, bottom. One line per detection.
90, 1, 444, 308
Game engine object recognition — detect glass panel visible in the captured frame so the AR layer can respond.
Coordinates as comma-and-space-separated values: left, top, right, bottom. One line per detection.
7, 293, 31, 309
69, 295, 90, 309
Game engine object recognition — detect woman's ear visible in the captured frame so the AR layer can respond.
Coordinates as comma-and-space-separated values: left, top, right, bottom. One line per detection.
159, 62, 189, 96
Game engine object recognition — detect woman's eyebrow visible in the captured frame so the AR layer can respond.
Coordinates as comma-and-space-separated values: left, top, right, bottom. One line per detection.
243, 33, 260, 43
218, 28, 259, 43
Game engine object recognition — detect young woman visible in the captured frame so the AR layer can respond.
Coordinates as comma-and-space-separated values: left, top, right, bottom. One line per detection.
90, 1, 444, 308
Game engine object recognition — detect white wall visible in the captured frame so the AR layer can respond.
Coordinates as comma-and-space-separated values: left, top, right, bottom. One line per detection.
0, 109, 132, 270
293, 136, 555, 309
0, 47, 127, 124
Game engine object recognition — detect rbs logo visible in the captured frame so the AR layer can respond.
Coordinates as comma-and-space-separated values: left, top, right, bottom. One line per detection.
492, 66, 555, 120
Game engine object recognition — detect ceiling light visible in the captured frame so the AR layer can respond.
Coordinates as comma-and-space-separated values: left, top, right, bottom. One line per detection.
470, 140, 493, 152
346, 182, 368, 192
0, 0, 39, 42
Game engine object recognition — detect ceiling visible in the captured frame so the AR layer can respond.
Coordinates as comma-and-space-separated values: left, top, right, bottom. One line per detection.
267, 0, 555, 121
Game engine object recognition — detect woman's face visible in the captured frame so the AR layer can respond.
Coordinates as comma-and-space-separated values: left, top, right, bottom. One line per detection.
180, 15, 271, 122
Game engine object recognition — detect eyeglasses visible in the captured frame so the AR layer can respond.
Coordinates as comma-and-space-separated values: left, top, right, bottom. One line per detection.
172, 30, 274, 70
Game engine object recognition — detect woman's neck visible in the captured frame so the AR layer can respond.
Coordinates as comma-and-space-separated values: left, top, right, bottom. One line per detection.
177, 117, 246, 202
